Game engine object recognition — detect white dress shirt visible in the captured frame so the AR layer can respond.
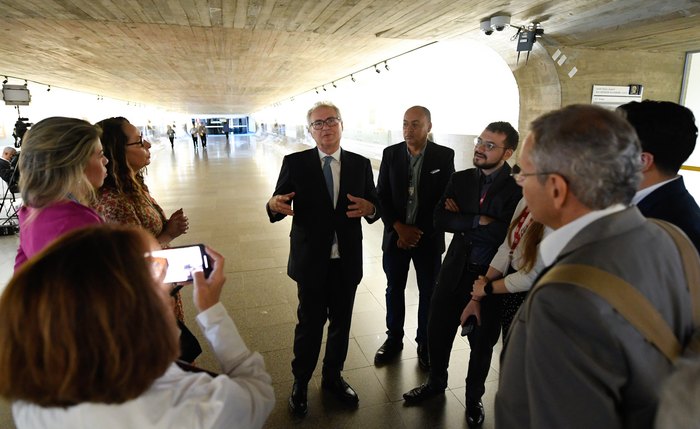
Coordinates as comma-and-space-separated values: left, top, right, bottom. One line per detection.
539, 204, 626, 266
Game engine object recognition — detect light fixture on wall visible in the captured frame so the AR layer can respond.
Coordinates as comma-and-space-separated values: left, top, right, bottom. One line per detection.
315, 88, 319, 94
351, 74, 356, 82
384, 61, 389, 71
322, 85, 327, 91
46, 85, 51, 92
332, 81, 337, 88
375, 65, 381, 74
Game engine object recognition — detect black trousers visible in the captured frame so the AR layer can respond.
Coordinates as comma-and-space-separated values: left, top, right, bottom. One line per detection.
382, 243, 442, 345
291, 259, 358, 383
427, 264, 502, 401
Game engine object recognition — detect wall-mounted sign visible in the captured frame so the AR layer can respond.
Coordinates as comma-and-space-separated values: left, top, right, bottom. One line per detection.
591, 84, 643, 109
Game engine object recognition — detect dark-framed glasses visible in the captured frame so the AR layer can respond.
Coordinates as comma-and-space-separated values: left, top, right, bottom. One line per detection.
126, 136, 145, 147
310, 117, 341, 130
473, 137, 506, 152
510, 164, 561, 183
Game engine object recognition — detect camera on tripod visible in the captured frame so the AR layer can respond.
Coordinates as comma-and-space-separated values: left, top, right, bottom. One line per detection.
13, 117, 31, 148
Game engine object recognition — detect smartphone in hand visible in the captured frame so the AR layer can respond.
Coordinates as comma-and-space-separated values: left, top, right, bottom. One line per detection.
150, 244, 212, 284
461, 315, 477, 337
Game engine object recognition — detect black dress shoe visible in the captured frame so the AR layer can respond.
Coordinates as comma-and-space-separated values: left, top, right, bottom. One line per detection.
321, 377, 359, 405
466, 399, 485, 427
417, 343, 430, 371
402, 383, 445, 403
288, 381, 308, 417
374, 339, 403, 365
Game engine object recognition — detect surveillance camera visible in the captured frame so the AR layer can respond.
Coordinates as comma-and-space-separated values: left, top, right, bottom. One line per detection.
490, 15, 510, 31
480, 19, 493, 35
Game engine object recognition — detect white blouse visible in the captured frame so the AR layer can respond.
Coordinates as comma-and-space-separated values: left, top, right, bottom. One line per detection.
13, 303, 275, 429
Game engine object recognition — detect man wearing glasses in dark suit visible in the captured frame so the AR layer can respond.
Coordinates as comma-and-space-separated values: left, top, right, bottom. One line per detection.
267, 102, 379, 418
403, 122, 521, 429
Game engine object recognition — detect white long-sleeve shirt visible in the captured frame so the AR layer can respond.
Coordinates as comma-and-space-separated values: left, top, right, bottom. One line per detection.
489, 198, 551, 293
13, 303, 275, 429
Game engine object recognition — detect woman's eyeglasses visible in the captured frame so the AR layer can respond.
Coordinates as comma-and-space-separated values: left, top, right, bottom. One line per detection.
126, 137, 145, 147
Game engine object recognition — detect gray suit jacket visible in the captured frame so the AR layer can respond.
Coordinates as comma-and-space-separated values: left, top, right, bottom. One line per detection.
496, 207, 694, 429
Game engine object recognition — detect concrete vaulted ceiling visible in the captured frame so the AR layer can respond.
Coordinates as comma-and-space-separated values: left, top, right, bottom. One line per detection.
1, 0, 699, 115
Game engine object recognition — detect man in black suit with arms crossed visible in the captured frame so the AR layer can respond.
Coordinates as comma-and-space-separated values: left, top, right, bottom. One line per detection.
403, 122, 521, 428
267, 102, 379, 417
374, 106, 455, 370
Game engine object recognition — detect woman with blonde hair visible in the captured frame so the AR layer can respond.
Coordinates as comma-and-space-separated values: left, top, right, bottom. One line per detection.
0, 224, 275, 428
14, 116, 108, 269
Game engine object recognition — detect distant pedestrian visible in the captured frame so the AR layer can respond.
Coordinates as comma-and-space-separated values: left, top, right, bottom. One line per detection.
166, 125, 175, 149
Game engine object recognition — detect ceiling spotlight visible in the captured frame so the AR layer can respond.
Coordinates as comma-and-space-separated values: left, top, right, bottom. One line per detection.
490, 15, 510, 31
23, 80, 28, 88
315, 88, 319, 94
322, 85, 327, 91
351, 74, 356, 82
47, 85, 51, 92
332, 81, 337, 88
375, 65, 381, 74
480, 19, 493, 35
2, 76, 7, 84
384, 61, 389, 71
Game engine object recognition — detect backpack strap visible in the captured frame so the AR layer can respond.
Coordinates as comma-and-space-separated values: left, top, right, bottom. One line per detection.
649, 218, 700, 356
649, 219, 700, 327
532, 264, 681, 362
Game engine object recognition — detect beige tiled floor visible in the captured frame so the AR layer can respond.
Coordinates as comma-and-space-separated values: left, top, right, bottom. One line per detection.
0, 133, 501, 429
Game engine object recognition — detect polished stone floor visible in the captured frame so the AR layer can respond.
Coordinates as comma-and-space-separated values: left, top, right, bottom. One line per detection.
0, 133, 501, 429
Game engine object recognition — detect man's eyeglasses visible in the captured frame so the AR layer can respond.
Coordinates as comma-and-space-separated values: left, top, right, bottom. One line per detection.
473, 137, 506, 152
510, 164, 562, 183
126, 137, 145, 147
310, 117, 341, 130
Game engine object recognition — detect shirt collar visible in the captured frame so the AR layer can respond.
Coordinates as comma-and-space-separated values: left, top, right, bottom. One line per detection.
631, 176, 680, 205
318, 147, 340, 162
540, 203, 626, 266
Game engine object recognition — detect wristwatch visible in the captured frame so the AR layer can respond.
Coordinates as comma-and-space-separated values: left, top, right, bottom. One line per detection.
484, 281, 493, 296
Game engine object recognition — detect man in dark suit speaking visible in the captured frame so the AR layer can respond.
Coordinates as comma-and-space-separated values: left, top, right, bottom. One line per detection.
374, 106, 454, 370
266, 102, 379, 417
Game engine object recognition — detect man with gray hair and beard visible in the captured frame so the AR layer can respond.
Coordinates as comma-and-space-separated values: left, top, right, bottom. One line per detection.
495, 104, 694, 429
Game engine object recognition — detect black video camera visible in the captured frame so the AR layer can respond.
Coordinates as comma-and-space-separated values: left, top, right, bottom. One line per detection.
13, 118, 32, 148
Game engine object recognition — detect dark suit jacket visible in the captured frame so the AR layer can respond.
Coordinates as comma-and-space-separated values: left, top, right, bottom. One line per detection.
434, 164, 521, 289
637, 176, 700, 252
376, 141, 455, 253
267, 147, 379, 286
